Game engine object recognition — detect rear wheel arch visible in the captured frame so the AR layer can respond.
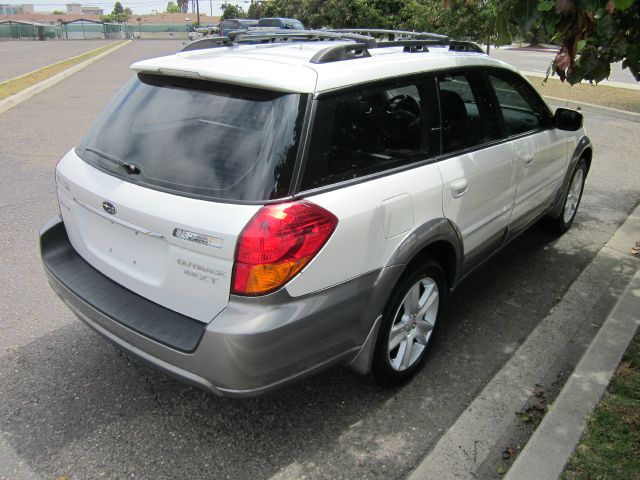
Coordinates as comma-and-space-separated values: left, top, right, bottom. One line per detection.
405, 240, 458, 292
348, 222, 462, 375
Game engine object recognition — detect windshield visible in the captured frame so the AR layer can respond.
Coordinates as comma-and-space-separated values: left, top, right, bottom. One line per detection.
77, 74, 306, 202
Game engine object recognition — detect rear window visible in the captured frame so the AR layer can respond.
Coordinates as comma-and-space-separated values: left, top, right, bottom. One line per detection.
238, 20, 258, 27
77, 74, 306, 202
258, 19, 282, 28
221, 20, 239, 29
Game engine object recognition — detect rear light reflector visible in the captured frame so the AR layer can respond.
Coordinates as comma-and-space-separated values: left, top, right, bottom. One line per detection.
232, 201, 338, 296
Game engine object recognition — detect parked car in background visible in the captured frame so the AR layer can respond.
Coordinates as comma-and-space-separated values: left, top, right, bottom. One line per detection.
219, 18, 258, 36
254, 17, 305, 30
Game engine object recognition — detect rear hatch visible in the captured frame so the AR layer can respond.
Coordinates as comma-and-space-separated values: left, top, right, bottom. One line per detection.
57, 73, 306, 322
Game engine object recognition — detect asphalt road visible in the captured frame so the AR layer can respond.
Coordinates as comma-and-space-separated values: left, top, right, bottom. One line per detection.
488, 47, 638, 85
0, 40, 118, 82
0, 40, 639, 480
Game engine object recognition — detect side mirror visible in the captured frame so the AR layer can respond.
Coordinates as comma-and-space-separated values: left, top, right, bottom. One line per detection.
555, 107, 583, 131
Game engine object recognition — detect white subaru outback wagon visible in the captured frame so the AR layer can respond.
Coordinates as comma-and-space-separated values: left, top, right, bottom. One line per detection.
40, 30, 591, 397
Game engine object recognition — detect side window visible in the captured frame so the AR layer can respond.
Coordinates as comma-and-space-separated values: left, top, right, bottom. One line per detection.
487, 71, 550, 136
301, 79, 438, 190
438, 72, 502, 154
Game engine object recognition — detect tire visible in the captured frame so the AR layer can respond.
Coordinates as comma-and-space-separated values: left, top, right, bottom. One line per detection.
551, 158, 587, 234
372, 259, 447, 387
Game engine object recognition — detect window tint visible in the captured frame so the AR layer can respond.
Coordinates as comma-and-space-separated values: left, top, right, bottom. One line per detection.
301, 80, 437, 190
78, 74, 305, 202
487, 70, 550, 136
438, 72, 502, 154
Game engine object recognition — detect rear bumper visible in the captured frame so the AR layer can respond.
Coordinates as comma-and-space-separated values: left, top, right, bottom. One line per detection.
40, 216, 382, 397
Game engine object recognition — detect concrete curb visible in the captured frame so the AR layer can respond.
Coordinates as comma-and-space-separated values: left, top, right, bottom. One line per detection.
0, 40, 131, 116
407, 204, 640, 480
504, 269, 640, 480
522, 70, 640, 91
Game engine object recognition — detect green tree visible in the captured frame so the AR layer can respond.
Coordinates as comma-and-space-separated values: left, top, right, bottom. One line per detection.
102, 2, 130, 23
166, 1, 181, 13
220, 2, 247, 19
497, 0, 640, 83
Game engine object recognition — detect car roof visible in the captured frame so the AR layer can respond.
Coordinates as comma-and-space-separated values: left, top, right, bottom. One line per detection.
130, 41, 519, 94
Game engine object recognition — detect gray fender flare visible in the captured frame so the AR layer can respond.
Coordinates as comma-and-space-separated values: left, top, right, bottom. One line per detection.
549, 135, 592, 218
347, 217, 463, 374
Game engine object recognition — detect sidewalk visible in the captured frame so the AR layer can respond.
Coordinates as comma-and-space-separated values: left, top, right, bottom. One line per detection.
408, 204, 640, 480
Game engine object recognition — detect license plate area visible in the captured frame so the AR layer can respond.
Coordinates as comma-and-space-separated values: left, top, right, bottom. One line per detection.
78, 205, 167, 282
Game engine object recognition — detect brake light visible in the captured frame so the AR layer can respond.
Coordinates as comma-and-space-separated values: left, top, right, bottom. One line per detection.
232, 201, 338, 296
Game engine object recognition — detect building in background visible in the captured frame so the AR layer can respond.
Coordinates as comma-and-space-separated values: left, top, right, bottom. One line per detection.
80, 6, 103, 15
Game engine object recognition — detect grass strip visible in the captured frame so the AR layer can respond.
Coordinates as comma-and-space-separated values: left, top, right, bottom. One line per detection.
0, 41, 125, 101
527, 75, 640, 113
561, 332, 640, 479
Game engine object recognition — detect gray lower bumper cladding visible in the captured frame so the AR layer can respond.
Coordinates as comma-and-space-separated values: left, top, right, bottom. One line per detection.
39, 217, 384, 397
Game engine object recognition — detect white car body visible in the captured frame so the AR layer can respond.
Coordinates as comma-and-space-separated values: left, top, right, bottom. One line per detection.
41, 33, 591, 396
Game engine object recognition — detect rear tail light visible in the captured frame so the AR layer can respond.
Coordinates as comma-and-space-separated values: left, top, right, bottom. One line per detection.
232, 201, 338, 296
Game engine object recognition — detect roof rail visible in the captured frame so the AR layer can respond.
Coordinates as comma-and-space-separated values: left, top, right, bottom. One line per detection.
328, 28, 449, 43
232, 29, 377, 48
376, 39, 446, 53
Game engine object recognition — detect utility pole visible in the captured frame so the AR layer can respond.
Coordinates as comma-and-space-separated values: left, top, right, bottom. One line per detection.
196, 0, 200, 26
209, 0, 212, 17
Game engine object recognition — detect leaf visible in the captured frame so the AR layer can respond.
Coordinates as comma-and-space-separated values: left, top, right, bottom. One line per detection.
537, 0, 554, 11
613, 0, 634, 10
502, 447, 516, 459
518, 413, 532, 422
576, 39, 587, 53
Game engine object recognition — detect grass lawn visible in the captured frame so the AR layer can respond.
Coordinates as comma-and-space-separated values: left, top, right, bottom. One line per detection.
561, 333, 640, 479
0, 41, 125, 102
527, 75, 640, 114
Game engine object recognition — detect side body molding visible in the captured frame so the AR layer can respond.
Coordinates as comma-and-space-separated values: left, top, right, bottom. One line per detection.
347, 217, 464, 374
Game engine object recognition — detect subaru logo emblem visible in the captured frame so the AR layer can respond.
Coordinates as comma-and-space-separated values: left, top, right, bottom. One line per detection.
102, 201, 117, 215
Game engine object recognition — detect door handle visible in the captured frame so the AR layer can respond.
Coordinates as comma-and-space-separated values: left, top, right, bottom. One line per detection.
451, 179, 469, 198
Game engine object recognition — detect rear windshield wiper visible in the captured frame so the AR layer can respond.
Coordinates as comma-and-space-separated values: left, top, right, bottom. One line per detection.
85, 146, 141, 175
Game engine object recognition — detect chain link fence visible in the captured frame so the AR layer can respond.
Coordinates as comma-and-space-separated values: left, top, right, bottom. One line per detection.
0, 20, 191, 40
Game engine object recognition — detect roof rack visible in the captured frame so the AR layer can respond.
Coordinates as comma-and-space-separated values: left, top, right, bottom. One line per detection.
179, 28, 486, 61
180, 29, 377, 52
